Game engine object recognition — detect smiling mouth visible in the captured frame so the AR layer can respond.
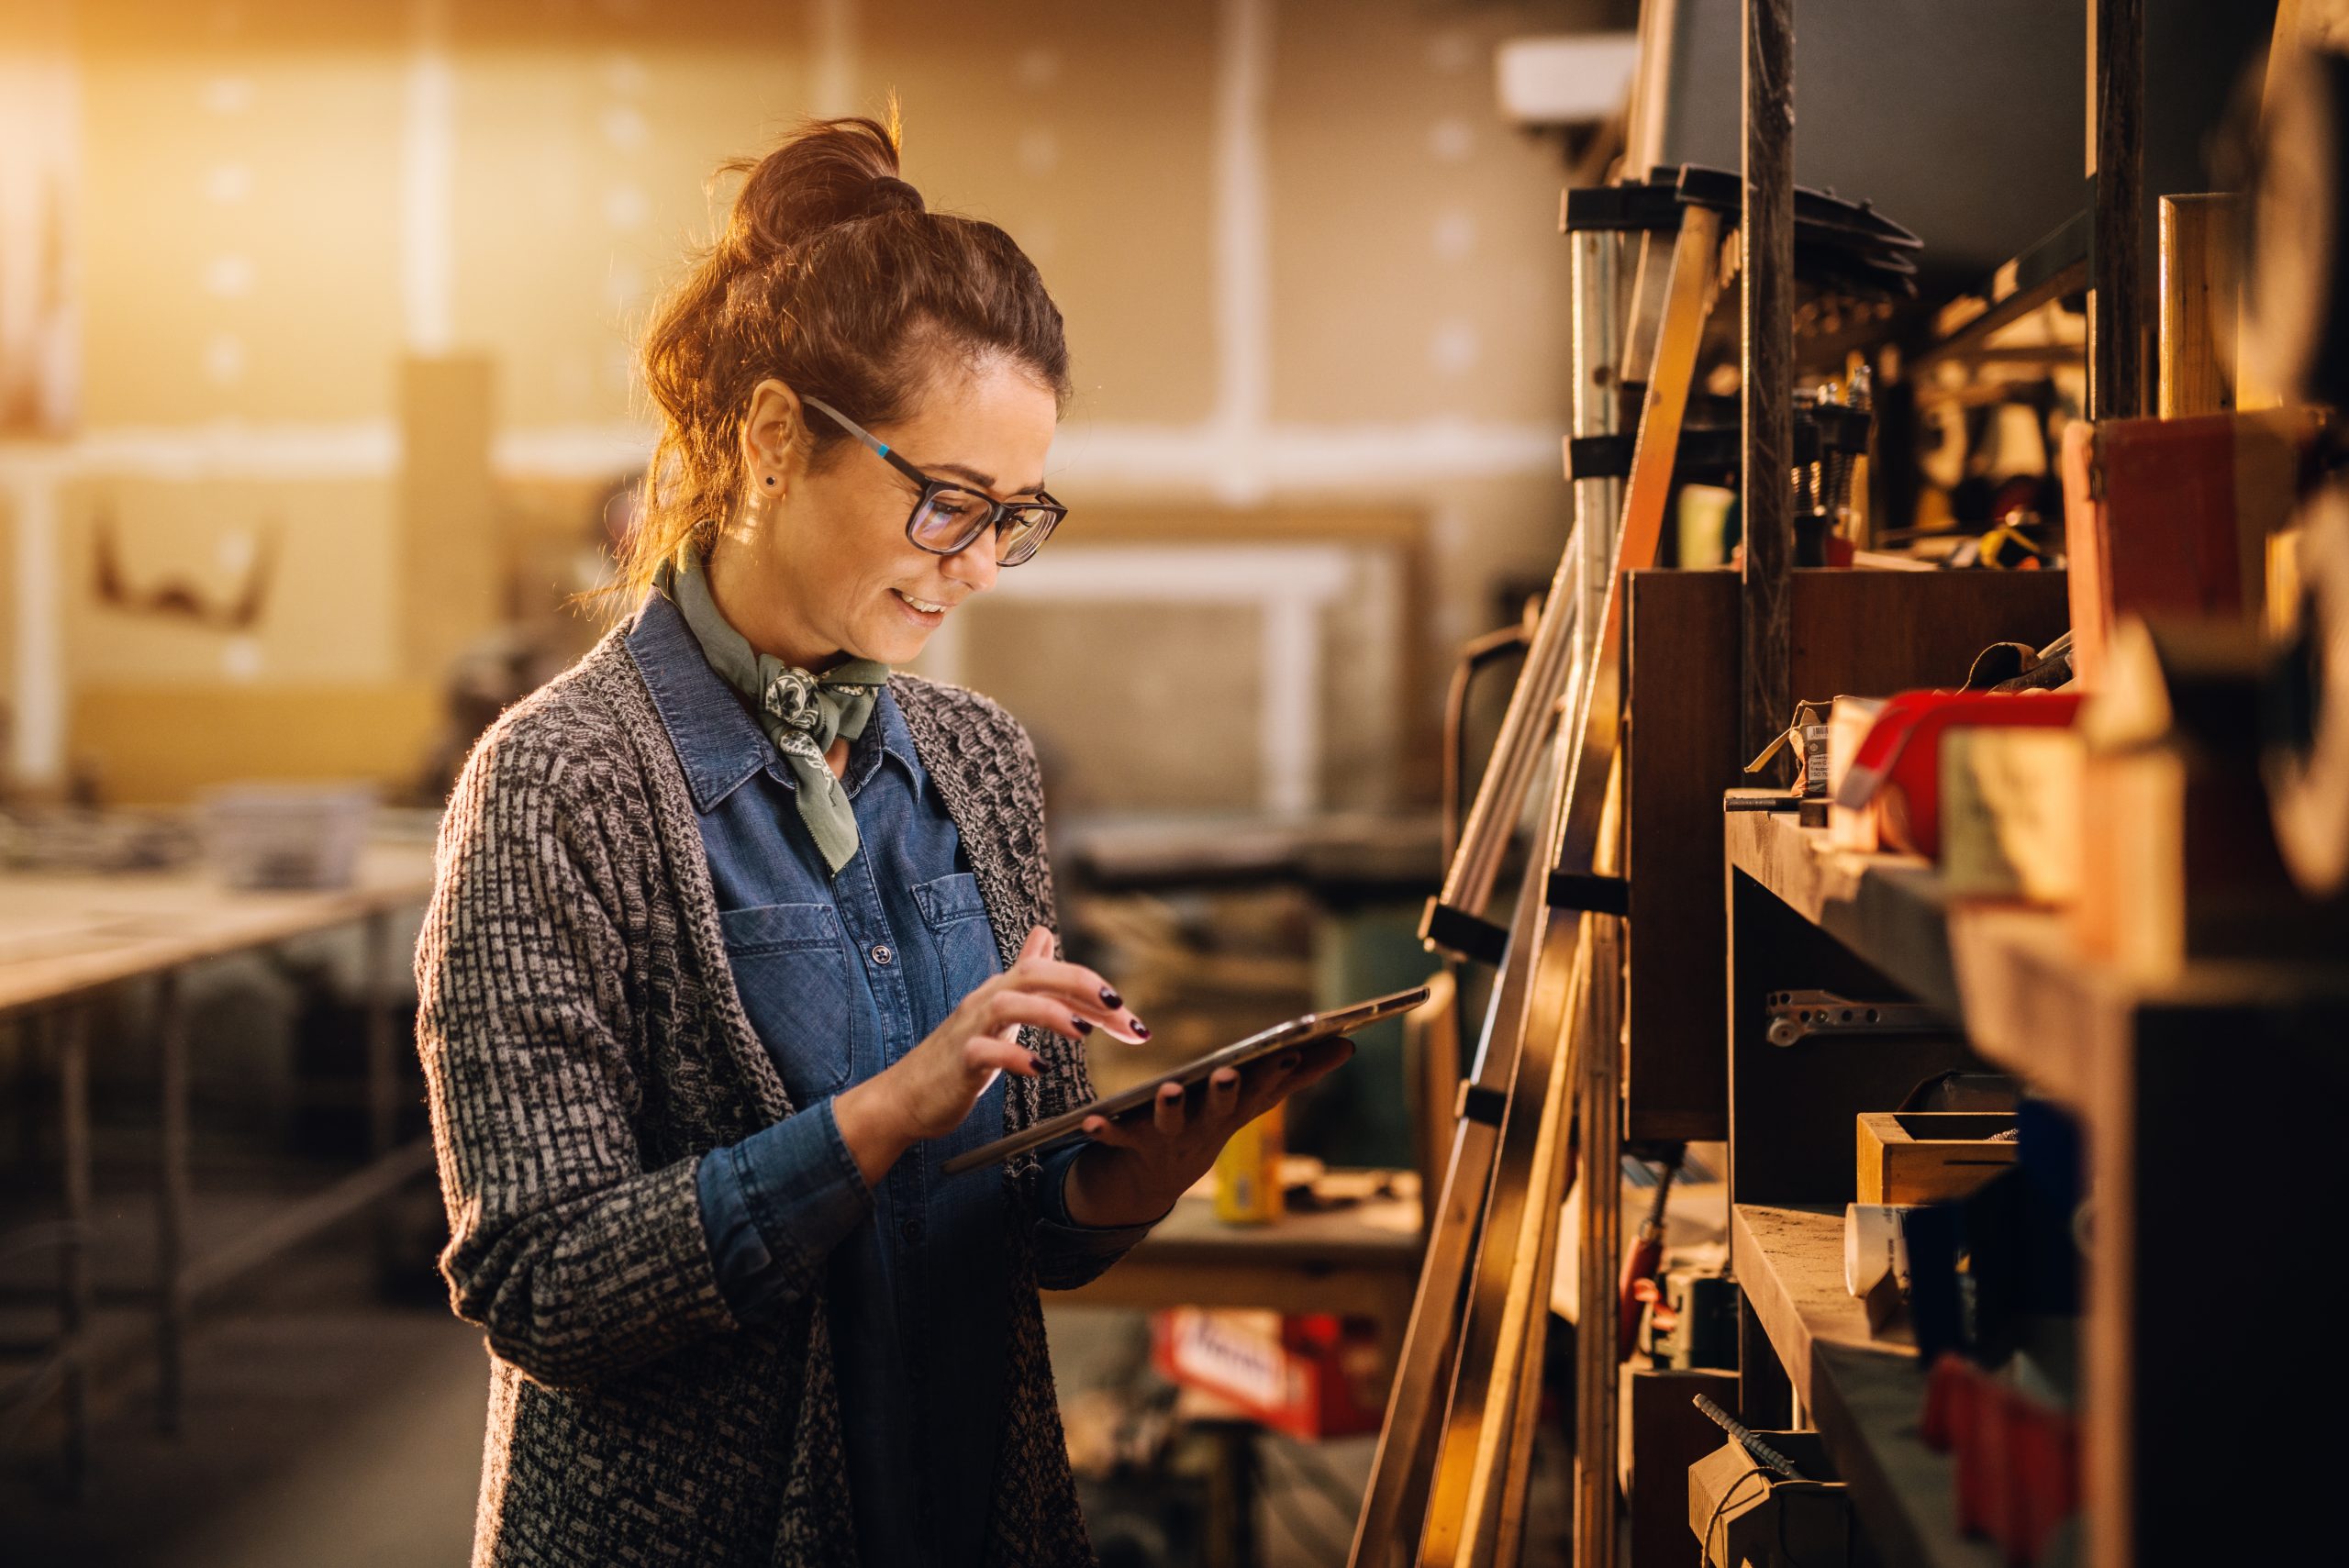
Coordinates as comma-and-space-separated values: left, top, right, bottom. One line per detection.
894, 589, 952, 615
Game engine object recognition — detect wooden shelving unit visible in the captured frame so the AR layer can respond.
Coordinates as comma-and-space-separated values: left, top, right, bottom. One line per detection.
1729, 1203, 2001, 1568
1721, 795, 2349, 1566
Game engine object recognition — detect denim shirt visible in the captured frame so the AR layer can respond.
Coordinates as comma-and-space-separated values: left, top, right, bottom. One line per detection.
625, 592, 1147, 1567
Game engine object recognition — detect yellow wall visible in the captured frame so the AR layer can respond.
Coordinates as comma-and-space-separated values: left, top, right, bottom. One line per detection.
28, 0, 1601, 806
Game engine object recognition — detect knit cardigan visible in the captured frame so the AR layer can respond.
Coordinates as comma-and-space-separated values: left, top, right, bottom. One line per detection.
414, 626, 1098, 1567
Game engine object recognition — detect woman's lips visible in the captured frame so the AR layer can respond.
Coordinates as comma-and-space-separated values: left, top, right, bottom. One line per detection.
891, 588, 947, 626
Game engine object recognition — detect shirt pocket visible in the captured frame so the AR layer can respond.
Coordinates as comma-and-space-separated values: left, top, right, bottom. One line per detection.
718, 902, 856, 1103
911, 872, 1003, 1012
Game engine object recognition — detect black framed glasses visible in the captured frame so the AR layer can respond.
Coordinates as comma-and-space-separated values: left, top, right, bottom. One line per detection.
800, 394, 1066, 567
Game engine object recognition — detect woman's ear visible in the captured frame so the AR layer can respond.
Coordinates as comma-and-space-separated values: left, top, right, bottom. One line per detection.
740, 378, 807, 494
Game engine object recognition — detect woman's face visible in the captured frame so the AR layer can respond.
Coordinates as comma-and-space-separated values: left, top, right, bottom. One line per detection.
717, 355, 1058, 670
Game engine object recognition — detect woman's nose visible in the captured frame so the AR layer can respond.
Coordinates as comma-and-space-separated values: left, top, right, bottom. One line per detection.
942, 536, 1000, 594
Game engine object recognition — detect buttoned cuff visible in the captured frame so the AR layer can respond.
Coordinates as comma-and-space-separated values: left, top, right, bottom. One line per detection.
1030, 1142, 1157, 1289
695, 1098, 873, 1325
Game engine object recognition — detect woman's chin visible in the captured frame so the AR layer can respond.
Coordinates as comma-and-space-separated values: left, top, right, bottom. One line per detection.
854, 624, 932, 667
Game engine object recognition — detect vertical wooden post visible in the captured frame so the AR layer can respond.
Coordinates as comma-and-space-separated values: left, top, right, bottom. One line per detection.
2157, 194, 2240, 417
1741, 0, 1796, 765
2089, 0, 2146, 419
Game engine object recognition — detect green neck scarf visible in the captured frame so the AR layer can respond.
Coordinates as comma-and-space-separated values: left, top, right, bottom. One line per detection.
664, 556, 892, 876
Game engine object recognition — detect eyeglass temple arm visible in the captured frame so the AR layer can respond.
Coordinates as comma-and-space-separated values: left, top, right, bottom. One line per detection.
800, 395, 930, 483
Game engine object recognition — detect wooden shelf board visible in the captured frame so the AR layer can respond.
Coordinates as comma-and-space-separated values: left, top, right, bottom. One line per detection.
1725, 799, 2094, 1099
1724, 796, 1959, 1013
1725, 800, 2349, 1108
1732, 1203, 2004, 1568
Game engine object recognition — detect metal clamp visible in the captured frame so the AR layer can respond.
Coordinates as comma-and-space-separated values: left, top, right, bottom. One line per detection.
1455, 1083, 1509, 1127
1420, 897, 1509, 966
1765, 989, 1947, 1048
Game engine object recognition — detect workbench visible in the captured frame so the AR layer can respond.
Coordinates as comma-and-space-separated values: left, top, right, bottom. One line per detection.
1060, 1187, 1424, 1379
0, 842, 439, 1492
1722, 795, 2349, 1567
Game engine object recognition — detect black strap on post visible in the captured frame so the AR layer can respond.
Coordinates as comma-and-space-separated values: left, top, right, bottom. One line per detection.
1455, 1083, 1509, 1127
1420, 898, 1509, 966
1547, 871, 1631, 917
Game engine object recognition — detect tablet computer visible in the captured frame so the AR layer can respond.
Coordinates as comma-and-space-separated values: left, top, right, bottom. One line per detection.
941, 984, 1431, 1176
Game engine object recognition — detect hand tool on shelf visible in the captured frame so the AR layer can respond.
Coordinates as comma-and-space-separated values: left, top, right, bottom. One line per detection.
1616, 1149, 1682, 1361
1692, 1392, 1810, 1482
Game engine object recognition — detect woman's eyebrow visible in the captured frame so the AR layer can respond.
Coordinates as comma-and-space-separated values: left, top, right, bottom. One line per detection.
934, 461, 1044, 497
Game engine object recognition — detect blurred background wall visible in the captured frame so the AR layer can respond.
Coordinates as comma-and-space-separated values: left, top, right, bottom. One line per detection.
2, 0, 1621, 817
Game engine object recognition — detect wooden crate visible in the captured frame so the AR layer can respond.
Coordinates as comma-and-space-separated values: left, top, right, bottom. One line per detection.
1855, 1111, 2018, 1205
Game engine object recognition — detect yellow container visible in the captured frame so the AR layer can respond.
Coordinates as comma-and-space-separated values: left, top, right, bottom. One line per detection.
1213, 1103, 1285, 1225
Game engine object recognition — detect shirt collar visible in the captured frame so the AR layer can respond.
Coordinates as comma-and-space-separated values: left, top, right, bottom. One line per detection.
627, 588, 774, 811
627, 588, 920, 813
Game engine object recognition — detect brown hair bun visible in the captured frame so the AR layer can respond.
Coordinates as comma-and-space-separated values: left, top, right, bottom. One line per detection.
620, 114, 1067, 601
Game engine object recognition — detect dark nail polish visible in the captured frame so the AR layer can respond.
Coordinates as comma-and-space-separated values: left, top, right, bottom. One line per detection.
1099, 985, 1123, 1009
1278, 1054, 1299, 1071
1131, 1019, 1151, 1040
1028, 1051, 1042, 1073
1074, 1017, 1094, 1037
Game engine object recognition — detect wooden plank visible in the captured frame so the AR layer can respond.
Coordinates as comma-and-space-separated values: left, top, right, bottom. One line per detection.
1723, 803, 1959, 1015
2089, 0, 2146, 419
1568, 916, 1624, 1568
1621, 1368, 1739, 1567
1569, 777, 1628, 1568
1731, 1204, 2004, 1568
2157, 195, 2239, 417
1414, 741, 1588, 1566
1625, 572, 1742, 1143
1741, 0, 1797, 765
1351, 841, 1551, 1568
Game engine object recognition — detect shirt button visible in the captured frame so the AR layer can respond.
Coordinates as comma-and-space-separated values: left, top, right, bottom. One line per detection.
899, 1216, 921, 1243
870, 943, 895, 966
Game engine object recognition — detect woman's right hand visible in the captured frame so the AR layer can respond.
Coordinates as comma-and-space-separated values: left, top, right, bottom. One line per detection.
831, 925, 1146, 1185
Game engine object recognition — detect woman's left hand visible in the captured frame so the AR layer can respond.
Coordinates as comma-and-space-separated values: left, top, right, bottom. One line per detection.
1058, 1037, 1354, 1229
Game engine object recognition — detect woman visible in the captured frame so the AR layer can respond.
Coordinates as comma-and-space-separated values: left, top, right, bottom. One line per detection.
415, 117, 1348, 1567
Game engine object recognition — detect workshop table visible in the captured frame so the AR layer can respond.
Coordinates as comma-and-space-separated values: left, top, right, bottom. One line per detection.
0, 842, 438, 1491
1058, 1187, 1425, 1375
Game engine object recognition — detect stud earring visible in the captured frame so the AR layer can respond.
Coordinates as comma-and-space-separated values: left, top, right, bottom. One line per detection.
763, 475, 776, 487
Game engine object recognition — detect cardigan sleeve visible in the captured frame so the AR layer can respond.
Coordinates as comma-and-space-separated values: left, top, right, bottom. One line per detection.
414, 723, 740, 1389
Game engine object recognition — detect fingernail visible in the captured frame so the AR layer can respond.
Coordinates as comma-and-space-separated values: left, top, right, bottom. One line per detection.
1131, 1019, 1152, 1040
1074, 1017, 1094, 1036
1099, 985, 1123, 1009
1028, 1051, 1042, 1073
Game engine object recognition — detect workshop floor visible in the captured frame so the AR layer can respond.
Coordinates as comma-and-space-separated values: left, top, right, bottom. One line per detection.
2, 1227, 1570, 1568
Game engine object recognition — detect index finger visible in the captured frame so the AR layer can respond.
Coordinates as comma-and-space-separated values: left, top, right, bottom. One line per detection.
1008, 954, 1141, 1020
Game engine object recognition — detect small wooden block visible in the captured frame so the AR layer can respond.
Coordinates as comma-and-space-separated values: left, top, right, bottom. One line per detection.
1855, 1111, 2018, 1206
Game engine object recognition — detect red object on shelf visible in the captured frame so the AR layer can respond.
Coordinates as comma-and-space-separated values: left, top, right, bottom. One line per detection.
1150, 1309, 1386, 1441
2061, 410, 2323, 687
1921, 1352, 2080, 1566
1832, 690, 2083, 859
